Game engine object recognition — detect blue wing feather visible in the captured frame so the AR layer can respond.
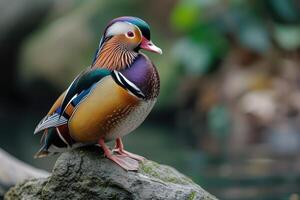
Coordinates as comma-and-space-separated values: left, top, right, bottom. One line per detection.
59, 68, 111, 117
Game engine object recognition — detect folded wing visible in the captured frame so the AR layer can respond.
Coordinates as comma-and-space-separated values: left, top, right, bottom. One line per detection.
34, 68, 112, 134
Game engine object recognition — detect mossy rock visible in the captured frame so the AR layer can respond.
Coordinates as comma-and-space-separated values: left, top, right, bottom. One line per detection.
5, 146, 217, 200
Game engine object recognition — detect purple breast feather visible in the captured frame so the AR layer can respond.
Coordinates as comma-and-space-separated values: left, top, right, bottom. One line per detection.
121, 54, 159, 100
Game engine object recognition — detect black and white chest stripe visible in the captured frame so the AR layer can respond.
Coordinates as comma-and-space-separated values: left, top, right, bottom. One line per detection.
111, 70, 145, 99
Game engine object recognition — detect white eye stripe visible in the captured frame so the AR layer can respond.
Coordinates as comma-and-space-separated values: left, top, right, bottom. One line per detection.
106, 22, 135, 37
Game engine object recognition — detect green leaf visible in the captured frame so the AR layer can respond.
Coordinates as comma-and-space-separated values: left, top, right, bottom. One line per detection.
274, 25, 300, 50
238, 21, 271, 53
172, 38, 213, 75
170, 2, 199, 31
267, 0, 300, 24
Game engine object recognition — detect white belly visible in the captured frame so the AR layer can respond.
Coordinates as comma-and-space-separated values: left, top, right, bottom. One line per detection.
105, 99, 156, 141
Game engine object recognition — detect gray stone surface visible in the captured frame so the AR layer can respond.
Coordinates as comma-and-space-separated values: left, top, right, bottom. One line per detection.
0, 148, 49, 200
5, 146, 217, 200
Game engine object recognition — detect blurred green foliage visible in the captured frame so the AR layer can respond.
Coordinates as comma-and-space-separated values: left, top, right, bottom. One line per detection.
171, 0, 300, 76
169, 1, 300, 199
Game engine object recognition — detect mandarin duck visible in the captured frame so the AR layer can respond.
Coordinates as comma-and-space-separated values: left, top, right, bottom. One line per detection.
34, 16, 162, 171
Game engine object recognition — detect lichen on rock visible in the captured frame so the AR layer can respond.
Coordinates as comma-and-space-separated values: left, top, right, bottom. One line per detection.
5, 146, 217, 200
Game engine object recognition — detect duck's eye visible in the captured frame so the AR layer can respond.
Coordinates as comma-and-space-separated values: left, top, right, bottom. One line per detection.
126, 31, 134, 38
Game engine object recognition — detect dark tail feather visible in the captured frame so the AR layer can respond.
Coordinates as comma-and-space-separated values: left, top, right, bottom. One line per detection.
34, 128, 67, 159
34, 146, 59, 158
34, 146, 49, 158
35, 130, 50, 158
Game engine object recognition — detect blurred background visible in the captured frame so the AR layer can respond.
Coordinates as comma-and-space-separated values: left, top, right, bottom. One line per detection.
1, 0, 300, 199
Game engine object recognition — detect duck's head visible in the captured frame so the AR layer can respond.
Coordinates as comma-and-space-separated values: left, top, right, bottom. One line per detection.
92, 16, 162, 69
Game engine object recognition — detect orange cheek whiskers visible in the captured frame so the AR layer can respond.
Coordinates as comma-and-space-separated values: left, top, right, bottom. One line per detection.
93, 36, 138, 71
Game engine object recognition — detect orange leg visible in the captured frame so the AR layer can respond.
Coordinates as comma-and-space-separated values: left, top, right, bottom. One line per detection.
98, 138, 139, 171
113, 138, 145, 161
